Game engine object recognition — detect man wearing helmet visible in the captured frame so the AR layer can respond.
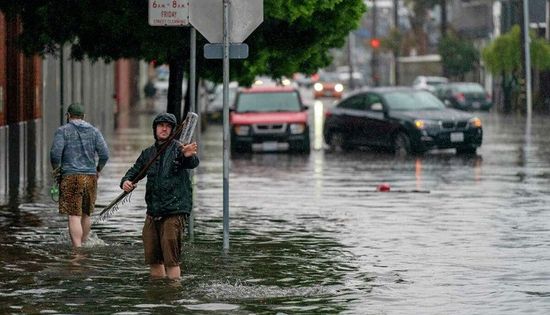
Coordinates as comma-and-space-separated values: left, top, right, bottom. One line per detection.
120, 112, 199, 280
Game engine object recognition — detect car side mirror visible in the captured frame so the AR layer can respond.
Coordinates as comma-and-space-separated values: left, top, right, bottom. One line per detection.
371, 102, 383, 111
302, 104, 309, 111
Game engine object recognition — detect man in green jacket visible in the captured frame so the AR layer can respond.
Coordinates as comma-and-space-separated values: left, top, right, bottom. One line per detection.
121, 112, 199, 280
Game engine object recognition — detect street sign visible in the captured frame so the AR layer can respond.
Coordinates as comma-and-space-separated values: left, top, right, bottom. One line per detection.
204, 43, 249, 59
189, 0, 263, 43
148, 0, 189, 26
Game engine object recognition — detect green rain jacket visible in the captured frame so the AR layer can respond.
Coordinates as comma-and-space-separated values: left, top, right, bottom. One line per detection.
120, 140, 199, 217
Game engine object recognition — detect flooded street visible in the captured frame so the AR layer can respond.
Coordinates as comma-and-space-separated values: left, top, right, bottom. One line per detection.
1, 105, 550, 314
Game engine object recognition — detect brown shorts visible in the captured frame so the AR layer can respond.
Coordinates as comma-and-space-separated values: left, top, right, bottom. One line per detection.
59, 174, 97, 216
142, 215, 185, 267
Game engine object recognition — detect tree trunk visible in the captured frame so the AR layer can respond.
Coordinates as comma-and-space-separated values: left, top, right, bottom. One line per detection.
502, 73, 512, 113
440, 0, 448, 77
393, 0, 400, 85
167, 58, 185, 123
183, 73, 199, 117
440, 0, 447, 38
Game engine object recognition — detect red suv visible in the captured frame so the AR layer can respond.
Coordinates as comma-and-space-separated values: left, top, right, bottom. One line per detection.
230, 86, 310, 153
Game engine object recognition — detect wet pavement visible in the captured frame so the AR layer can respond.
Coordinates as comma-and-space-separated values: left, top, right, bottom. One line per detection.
1, 100, 550, 314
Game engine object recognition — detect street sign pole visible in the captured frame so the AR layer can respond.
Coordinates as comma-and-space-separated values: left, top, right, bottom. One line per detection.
523, 0, 532, 126
189, 27, 196, 239
188, 0, 263, 251
222, 0, 230, 251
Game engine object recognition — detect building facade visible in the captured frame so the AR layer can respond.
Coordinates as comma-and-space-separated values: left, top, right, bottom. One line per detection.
0, 12, 118, 204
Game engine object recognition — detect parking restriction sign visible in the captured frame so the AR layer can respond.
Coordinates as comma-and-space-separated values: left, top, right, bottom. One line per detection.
148, 0, 189, 26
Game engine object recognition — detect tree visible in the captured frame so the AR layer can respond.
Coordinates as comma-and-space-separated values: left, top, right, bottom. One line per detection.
438, 33, 478, 81
482, 26, 550, 112
402, 0, 438, 55
1, 0, 365, 121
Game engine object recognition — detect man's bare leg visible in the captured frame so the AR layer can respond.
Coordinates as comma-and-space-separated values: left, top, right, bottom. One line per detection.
81, 214, 91, 243
68, 215, 83, 248
166, 266, 181, 280
150, 264, 166, 278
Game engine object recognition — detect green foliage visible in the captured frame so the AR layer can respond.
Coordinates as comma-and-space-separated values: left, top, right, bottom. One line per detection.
482, 25, 550, 75
1, 0, 366, 85
438, 34, 479, 79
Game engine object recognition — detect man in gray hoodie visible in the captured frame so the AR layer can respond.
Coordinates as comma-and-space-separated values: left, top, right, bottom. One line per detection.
50, 103, 109, 248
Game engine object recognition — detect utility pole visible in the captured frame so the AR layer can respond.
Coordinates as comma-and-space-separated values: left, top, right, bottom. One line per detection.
440, 0, 448, 77
393, 0, 400, 85
347, 33, 355, 90
518, 0, 527, 112
440, 0, 447, 38
523, 0, 532, 121
371, 0, 379, 86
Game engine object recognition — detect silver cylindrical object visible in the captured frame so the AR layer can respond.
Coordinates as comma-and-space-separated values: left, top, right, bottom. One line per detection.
179, 112, 199, 145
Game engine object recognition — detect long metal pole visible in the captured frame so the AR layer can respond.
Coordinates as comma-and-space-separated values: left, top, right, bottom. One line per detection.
393, 0, 399, 85
371, 0, 379, 86
347, 33, 354, 90
59, 46, 64, 125
189, 27, 196, 239
222, 0, 230, 251
523, 0, 532, 123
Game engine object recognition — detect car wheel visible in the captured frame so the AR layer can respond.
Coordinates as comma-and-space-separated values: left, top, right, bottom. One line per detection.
393, 132, 411, 157
456, 147, 477, 155
290, 138, 311, 154
328, 131, 350, 152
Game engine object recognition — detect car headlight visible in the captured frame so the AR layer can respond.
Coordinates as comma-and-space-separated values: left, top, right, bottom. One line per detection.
414, 119, 439, 130
334, 84, 344, 93
468, 117, 482, 128
314, 83, 323, 92
234, 125, 250, 135
289, 123, 306, 134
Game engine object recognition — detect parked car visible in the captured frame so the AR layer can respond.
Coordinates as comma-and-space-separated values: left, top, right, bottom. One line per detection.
230, 86, 310, 154
323, 87, 483, 155
206, 82, 238, 122
313, 72, 344, 99
435, 82, 493, 111
412, 76, 448, 93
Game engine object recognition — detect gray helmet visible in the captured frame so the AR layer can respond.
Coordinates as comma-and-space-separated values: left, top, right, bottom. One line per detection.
152, 112, 177, 139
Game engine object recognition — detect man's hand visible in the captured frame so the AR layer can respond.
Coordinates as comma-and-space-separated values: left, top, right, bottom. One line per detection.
122, 180, 136, 192
180, 142, 198, 157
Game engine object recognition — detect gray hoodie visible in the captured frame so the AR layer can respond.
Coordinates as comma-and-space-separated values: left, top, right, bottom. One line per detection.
50, 119, 109, 175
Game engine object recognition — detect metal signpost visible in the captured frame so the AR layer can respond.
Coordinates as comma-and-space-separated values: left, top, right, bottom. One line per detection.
189, 0, 263, 251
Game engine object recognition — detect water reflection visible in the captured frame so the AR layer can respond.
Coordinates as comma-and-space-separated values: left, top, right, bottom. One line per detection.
1, 111, 550, 314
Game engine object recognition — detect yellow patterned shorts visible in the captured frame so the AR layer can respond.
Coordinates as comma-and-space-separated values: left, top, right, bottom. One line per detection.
59, 174, 97, 216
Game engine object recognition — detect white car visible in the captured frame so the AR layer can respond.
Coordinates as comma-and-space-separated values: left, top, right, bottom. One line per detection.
412, 76, 448, 93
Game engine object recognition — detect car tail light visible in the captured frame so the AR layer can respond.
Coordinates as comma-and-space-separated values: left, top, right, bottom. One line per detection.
325, 111, 332, 119
454, 93, 465, 103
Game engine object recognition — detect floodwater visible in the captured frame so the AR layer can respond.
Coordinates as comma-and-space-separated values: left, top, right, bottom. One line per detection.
1, 104, 550, 314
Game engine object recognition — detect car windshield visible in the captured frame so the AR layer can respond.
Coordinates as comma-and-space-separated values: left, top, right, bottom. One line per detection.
453, 84, 485, 93
427, 80, 447, 86
236, 91, 301, 113
319, 73, 339, 82
383, 90, 446, 111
